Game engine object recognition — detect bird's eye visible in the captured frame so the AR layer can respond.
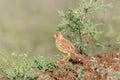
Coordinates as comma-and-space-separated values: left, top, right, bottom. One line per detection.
56, 34, 58, 37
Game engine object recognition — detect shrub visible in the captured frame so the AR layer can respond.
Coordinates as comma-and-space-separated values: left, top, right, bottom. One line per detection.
57, 0, 112, 55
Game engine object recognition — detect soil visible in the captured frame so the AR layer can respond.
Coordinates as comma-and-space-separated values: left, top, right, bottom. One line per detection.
38, 52, 120, 80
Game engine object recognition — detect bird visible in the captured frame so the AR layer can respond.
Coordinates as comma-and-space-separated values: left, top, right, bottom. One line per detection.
53, 33, 85, 62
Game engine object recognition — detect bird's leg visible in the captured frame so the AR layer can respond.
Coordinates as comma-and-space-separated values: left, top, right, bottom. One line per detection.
66, 52, 71, 61
59, 52, 71, 62
56, 53, 71, 64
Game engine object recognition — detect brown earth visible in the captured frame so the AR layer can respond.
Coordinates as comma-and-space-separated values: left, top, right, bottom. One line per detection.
38, 52, 120, 80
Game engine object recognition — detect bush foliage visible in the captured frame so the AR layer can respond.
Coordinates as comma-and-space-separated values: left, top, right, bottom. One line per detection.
57, 0, 112, 55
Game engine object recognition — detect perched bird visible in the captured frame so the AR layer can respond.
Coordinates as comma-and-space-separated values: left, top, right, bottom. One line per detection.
53, 33, 85, 62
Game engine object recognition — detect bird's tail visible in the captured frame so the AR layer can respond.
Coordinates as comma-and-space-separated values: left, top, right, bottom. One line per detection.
74, 53, 86, 61
72, 49, 86, 61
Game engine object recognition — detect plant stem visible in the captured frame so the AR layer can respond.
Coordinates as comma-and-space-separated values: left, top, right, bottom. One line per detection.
78, 30, 82, 49
89, 0, 93, 6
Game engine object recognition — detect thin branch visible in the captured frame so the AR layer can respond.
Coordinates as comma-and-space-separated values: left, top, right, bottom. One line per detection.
78, 30, 82, 49
89, 0, 93, 6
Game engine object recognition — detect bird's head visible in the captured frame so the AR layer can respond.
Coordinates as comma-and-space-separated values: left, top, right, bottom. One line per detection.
53, 33, 63, 39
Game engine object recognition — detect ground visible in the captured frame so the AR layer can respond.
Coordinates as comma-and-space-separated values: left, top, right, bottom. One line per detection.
38, 52, 120, 80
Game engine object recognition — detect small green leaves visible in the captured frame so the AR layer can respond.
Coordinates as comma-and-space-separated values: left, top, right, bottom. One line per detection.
74, 66, 84, 80
90, 29, 104, 41
57, 0, 111, 55
115, 35, 120, 45
0, 54, 56, 80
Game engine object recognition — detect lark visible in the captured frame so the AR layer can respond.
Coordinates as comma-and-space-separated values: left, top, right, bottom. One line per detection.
54, 33, 85, 62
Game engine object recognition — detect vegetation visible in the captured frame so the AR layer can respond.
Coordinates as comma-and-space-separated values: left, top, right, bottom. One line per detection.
0, 53, 57, 80
57, 0, 112, 55
0, 0, 120, 80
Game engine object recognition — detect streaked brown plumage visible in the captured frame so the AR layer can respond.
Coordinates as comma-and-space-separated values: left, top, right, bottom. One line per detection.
54, 33, 85, 62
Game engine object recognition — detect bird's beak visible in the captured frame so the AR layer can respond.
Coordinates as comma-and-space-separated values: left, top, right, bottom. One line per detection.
53, 34, 56, 38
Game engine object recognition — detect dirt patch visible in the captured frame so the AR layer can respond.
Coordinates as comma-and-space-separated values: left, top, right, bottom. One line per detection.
40, 52, 120, 80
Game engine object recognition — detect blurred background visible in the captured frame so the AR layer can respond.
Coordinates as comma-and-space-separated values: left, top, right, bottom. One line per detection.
0, 0, 119, 58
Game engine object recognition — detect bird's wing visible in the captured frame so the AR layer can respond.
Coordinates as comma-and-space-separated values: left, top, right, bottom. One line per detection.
60, 38, 79, 54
